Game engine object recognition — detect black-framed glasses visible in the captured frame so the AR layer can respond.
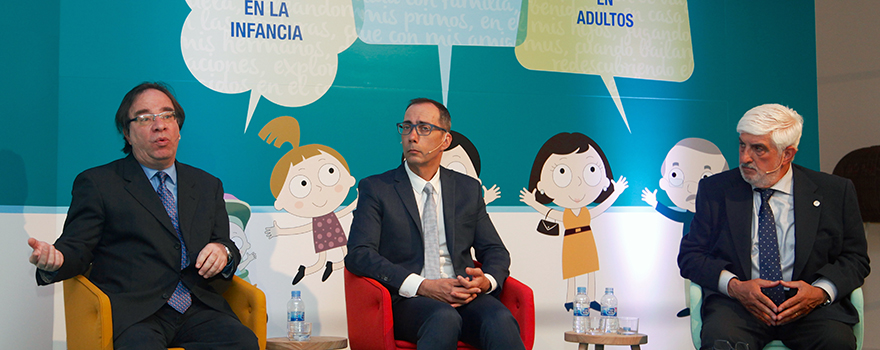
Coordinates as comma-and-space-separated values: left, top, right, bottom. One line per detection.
129, 111, 176, 126
397, 122, 447, 136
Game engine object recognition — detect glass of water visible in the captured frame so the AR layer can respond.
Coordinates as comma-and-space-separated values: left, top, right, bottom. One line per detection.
290, 321, 311, 341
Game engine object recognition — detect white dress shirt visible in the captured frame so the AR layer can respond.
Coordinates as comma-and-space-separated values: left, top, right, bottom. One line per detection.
398, 163, 498, 298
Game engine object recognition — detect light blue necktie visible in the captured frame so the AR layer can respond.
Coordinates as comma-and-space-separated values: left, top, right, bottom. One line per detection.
422, 183, 441, 280
157, 171, 192, 313
756, 188, 785, 305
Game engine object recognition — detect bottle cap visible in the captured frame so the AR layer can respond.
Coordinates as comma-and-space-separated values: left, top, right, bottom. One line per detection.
292, 290, 301, 298
577, 286, 587, 294
605, 287, 614, 293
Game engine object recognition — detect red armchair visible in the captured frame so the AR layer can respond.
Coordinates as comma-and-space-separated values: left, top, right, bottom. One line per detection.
344, 267, 535, 350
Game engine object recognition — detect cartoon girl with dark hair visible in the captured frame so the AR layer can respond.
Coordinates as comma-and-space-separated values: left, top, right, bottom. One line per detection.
519, 132, 628, 309
441, 130, 501, 204
260, 116, 357, 285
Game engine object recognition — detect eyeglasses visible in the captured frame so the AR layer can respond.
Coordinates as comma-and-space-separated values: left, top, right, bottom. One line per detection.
397, 122, 447, 136
129, 111, 176, 126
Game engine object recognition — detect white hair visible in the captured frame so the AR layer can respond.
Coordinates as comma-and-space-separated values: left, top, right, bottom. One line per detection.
736, 103, 803, 152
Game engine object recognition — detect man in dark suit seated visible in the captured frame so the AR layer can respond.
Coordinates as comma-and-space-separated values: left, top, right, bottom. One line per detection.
345, 98, 526, 350
679, 103, 870, 350
27, 82, 258, 350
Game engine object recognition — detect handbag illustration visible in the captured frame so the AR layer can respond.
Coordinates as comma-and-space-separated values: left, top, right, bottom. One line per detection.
536, 209, 559, 236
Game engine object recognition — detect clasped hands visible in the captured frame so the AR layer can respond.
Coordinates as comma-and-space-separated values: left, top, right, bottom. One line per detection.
417, 267, 491, 307
27, 238, 229, 279
728, 278, 827, 326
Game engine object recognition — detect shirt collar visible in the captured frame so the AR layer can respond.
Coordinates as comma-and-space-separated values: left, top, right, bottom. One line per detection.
141, 162, 178, 184
404, 161, 440, 195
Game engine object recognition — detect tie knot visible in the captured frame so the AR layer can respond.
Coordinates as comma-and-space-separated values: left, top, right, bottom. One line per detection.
156, 171, 169, 182
755, 188, 774, 202
423, 182, 435, 195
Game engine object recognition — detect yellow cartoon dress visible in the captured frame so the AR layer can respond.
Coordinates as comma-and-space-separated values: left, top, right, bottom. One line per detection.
562, 208, 599, 279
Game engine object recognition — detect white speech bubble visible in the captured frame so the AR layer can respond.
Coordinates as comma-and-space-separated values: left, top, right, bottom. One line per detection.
182, 0, 358, 131
515, 0, 694, 132
353, 0, 525, 104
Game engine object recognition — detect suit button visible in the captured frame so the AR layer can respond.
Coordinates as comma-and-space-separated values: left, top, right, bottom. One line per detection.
162, 293, 170, 299
174, 243, 181, 250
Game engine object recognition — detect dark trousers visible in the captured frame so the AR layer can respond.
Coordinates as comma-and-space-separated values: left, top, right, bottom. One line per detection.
114, 299, 258, 350
700, 295, 855, 350
392, 293, 526, 350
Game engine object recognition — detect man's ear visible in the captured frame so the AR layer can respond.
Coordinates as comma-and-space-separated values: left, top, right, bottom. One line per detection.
782, 146, 797, 164
659, 177, 669, 192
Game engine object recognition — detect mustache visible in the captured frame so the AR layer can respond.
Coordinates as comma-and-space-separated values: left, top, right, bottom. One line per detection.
740, 163, 757, 171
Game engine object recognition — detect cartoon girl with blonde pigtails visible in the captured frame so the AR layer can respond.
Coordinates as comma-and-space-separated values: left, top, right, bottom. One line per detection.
519, 132, 627, 311
260, 116, 357, 285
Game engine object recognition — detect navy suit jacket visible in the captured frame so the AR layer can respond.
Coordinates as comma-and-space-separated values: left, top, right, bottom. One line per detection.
345, 164, 511, 300
37, 155, 240, 338
678, 164, 870, 324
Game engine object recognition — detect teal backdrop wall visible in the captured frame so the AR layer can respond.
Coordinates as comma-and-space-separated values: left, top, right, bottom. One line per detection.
2, 1, 818, 209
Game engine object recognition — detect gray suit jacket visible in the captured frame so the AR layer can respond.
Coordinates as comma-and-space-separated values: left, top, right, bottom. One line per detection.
678, 164, 870, 324
345, 164, 511, 300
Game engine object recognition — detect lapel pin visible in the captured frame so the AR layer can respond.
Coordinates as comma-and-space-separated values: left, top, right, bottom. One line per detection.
813, 200, 820, 207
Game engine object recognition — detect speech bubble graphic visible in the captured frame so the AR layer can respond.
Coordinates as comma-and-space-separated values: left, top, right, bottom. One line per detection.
182, 0, 358, 131
515, 0, 694, 132
353, 0, 525, 104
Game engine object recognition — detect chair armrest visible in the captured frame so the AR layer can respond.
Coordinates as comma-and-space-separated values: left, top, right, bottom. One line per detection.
63, 275, 114, 350
498, 276, 535, 350
222, 276, 268, 350
852, 287, 864, 350
688, 281, 703, 350
344, 268, 397, 350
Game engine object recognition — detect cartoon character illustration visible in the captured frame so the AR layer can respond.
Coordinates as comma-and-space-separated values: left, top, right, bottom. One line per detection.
225, 194, 257, 283
259, 116, 358, 285
440, 130, 501, 204
640, 137, 728, 317
519, 132, 628, 310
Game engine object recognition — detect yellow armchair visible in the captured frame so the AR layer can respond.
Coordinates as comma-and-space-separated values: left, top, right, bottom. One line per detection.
63, 275, 267, 350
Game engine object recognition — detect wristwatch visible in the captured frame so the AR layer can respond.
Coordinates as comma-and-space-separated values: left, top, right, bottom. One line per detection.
224, 245, 232, 263
820, 289, 832, 307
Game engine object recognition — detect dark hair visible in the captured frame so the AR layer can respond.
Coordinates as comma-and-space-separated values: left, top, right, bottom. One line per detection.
407, 97, 450, 130
115, 82, 185, 154
444, 130, 481, 176
527, 132, 614, 205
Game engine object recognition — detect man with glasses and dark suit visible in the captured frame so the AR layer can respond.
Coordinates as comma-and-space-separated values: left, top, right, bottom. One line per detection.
346, 98, 526, 350
27, 82, 258, 350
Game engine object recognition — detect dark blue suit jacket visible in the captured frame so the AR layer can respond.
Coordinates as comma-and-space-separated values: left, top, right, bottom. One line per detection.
678, 164, 870, 324
345, 164, 511, 300
38, 155, 240, 338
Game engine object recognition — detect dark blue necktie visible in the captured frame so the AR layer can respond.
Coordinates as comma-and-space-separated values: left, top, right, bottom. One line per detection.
756, 188, 785, 305
157, 171, 191, 313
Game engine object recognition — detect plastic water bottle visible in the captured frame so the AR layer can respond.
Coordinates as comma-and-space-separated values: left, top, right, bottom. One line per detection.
600, 287, 618, 333
287, 291, 305, 340
572, 287, 589, 333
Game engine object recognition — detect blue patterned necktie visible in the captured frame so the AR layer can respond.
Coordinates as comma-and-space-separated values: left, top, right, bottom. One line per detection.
422, 183, 441, 280
756, 188, 785, 305
157, 171, 192, 313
